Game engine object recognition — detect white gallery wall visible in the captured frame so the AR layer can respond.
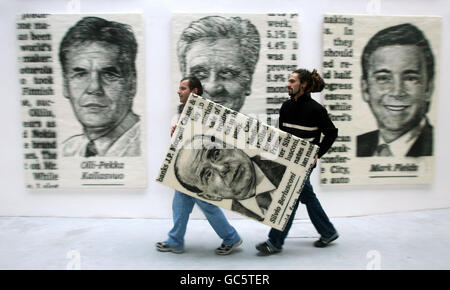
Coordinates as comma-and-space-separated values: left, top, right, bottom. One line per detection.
0, 0, 449, 219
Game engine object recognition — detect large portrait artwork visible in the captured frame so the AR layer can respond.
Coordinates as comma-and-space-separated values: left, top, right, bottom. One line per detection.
17, 14, 147, 189
320, 15, 441, 185
172, 13, 300, 126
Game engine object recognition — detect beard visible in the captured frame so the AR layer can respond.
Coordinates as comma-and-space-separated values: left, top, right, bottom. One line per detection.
288, 88, 298, 97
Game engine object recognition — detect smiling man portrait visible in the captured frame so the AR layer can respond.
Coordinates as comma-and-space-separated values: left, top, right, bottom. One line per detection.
357, 23, 435, 157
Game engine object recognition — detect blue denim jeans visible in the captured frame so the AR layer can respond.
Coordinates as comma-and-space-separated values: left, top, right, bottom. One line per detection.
166, 190, 241, 250
268, 176, 337, 249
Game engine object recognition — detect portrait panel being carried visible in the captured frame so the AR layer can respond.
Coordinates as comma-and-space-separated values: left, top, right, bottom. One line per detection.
156, 94, 318, 231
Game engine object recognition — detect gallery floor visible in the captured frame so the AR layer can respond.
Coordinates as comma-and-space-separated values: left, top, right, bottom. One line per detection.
0, 208, 449, 270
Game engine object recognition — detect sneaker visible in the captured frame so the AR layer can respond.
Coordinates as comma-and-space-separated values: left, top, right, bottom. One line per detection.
255, 241, 282, 256
314, 233, 339, 248
156, 242, 184, 254
215, 239, 243, 255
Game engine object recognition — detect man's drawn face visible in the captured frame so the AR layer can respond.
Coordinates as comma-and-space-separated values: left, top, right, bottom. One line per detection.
362, 45, 432, 133
63, 41, 135, 131
185, 38, 251, 112
177, 145, 256, 201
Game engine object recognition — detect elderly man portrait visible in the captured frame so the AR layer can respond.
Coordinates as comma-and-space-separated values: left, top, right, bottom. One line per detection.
177, 15, 260, 112
174, 135, 286, 221
357, 23, 435, 157
59, 16, 141, 157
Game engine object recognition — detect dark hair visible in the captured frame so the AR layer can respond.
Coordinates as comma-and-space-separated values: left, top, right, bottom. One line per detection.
292, 68, 325, 94
181, 76, 204, 96
59, 16, 137, 78
361, 23, 434, 87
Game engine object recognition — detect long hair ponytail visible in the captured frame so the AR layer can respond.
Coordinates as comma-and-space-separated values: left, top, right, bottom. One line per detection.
293, 68, 325, 94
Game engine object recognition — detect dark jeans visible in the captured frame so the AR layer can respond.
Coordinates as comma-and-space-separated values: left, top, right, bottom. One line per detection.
268, 176, 337, 249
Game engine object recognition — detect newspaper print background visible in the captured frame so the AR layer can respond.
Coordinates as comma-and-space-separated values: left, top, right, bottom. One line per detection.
320, 15, 441, 186
171, 13, 299, 127
17, 14, 146, 189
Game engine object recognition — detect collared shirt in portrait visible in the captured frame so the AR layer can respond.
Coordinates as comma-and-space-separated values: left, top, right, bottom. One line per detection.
222, 161, 276, 220
379, 118, 427, 157
62, 112, 141, 157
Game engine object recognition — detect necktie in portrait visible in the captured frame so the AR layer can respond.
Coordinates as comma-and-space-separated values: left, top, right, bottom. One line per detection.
375, 143, 393, 157
85, 140, 98, 157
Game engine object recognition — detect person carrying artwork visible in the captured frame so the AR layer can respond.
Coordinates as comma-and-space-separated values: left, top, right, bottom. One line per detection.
256, 68, 339, 255
156, 76, 242, 255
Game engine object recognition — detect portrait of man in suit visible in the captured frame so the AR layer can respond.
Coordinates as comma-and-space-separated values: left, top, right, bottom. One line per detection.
59, 16, 141, 157
174, 135, 286, 221
357, 23, 434, 157
177, 15, 260, 112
